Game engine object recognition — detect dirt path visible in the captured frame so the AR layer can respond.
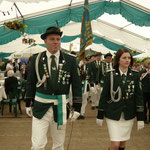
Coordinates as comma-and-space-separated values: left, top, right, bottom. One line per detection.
0, 101, 150, 150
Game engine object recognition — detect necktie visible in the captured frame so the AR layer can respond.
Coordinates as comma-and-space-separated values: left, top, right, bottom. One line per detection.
96, 64, 100, 83
51, 55, 57, 88
108, 64, 110, 70
122, 74, 126, 84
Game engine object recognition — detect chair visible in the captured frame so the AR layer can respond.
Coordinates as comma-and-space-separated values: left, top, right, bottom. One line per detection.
18, 78, 26, 101
1, 86, 22, 117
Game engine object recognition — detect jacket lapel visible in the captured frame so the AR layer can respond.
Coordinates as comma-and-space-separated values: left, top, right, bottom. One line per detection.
124, 69, 133, 91
39, 51, 49, 77
114, 69, 123, 89
39, 51, 52, 88
55, 51, 66, 90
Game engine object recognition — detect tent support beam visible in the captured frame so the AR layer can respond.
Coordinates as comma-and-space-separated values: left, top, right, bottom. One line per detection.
93, 31, 140, 53
96, 19, 150, 41
122, 0, 150, 14
69, 0, 73, 6
119, 23, 132, 30
14, 2, 24, 19
0, 0, 102, 24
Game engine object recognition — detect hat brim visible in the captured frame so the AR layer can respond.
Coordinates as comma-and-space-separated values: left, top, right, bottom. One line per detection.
41, 31, 63, 40
94, 53, 102, 56
104, 54, 112, 58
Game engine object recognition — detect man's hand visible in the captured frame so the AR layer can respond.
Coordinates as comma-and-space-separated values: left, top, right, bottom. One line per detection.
71, 111, 80, 122
96, 119, 103, 126
25, 107, 33, 117
96, 85, 100, 90
137, 121, 144, 130
90, 87, 97, 94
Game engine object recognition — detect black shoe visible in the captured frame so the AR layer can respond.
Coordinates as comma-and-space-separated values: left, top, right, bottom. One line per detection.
91, 106, 95, 110
78, 115, 85, 120
96, 106, 99, 109
144, 120, 149, 124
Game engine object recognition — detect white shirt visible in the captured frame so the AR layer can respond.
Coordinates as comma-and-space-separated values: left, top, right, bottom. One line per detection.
119, 68, 127, 76
106, 62, 112, 70
46, 50, 60, 75
6, 63, 13, 71
96, 60, 101, 65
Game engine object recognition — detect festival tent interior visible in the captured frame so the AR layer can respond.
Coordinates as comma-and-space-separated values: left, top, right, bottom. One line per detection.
0, 0, 150, 59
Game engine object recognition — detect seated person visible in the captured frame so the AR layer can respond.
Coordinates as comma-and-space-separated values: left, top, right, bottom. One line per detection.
5, 70, 18, 96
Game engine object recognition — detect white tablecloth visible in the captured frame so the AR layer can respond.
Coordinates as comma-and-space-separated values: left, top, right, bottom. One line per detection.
0, 80, 5, 86
0, 86, 7, 102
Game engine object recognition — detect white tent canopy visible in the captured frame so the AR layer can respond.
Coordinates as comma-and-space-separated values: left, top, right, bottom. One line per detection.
0, 0, 150, 58
134, 51, 150, 59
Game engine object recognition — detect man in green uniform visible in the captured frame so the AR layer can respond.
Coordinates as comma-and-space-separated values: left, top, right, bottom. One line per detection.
25, 26, 82, 150
104, 52, 113, 72
90, 52, 104, 109
78, 58, 91, 119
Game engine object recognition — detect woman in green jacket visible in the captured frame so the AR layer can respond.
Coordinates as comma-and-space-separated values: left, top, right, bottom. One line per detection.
96, 49, 144, 150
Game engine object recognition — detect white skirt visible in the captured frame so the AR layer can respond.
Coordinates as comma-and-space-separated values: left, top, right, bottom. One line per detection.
106, 113, 134, 141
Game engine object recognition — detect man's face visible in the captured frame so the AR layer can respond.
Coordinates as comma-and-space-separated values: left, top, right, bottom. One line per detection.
96, 55, 102, 61
44, 34, 61, 54
105, 56, 112, 63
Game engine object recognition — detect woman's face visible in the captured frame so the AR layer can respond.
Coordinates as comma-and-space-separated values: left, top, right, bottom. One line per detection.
119, 52, 131, 69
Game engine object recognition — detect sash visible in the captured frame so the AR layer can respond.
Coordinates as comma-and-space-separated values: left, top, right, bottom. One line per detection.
35, 92, 69, 127
82, 80, 87, 94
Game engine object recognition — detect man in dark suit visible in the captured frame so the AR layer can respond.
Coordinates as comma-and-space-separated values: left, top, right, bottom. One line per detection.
25, 26, 82, 150
90, 52, 104, 109
139, 59, 150, 124
13, 59, 20, 73
78, 58, 91, 119
104, 52, 113, 73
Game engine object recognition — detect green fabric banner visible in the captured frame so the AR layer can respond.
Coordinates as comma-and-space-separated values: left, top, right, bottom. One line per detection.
0, 52, 12, 58
0, 1, 150, 45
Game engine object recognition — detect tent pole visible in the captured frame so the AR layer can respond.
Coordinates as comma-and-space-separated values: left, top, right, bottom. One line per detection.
119, 23, 132, 30
14, 2, 24, 19
69, 0, 73, 6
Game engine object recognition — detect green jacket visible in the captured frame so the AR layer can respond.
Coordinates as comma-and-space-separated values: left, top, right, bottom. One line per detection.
26, 51, 82, 120
90, 60, 104, 85
97, 68, 144, 121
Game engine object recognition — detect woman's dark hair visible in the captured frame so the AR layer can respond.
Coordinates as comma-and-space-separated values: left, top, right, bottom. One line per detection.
113, 49, 133, 69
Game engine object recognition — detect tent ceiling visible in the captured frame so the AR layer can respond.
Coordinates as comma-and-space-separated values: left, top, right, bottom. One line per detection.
0, 0, 150, 56
0, 0, 49, 3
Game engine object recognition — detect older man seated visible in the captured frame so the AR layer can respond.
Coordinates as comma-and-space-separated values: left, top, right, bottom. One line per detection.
5, 70, 18, 96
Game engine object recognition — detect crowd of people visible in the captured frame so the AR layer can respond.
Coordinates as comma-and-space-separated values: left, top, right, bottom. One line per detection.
0, 58, 32, 112
0, 58, 29, 80
0, 26, 150, 150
